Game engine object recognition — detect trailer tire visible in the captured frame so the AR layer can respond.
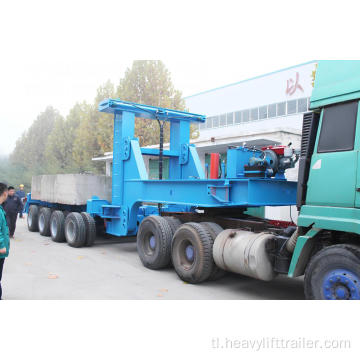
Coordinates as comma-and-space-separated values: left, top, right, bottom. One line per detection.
27, 205, 39, 232
65, 212, 86, 248
137, 215, 173, 269
200, 222, 226, 281
81, 212, 96, 247
304, 244, 360, 300
38, 207, 51, 236
163, 216, 182, 237
50, 210, 66, 243
171, 222, 214, 284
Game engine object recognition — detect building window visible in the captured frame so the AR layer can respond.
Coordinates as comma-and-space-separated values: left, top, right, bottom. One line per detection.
250, 108, 258, 121
235, 111, 241, 124
227, 112, 234, 125
268, 103, 276, 118
287, 100, 297, 114
242, 109, 250, 122
199, 94, 313, 132
277, 102, 286, 116
298, 98, 307, 113
259, 105, 267, 119
220, 114, 226, 126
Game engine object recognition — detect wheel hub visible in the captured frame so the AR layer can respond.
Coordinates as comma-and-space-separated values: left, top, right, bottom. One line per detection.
323, 269, 360, 300
39, 214, 44, 231
185, 245, 194, 262
149, 235, 156, 250
51, 218, 57, 237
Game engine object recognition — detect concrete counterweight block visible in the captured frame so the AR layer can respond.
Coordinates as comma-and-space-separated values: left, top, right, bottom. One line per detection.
31, 174, 112, 205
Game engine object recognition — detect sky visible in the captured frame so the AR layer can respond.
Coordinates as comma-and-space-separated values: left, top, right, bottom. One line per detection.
0, 0, 358, 155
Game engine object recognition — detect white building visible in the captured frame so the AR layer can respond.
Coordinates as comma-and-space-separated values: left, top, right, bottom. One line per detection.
93, 61, 317, 221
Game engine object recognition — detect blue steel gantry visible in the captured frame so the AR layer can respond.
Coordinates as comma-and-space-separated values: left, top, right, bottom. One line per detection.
86, 99, 297, 237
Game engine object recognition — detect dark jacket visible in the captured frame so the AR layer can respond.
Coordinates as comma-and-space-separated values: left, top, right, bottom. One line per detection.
3, 195, 23, 214
0, 205, 10, 258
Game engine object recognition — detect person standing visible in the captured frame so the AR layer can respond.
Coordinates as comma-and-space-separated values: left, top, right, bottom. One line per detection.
0, 183, 9, 300
3, 186, 23, 239
16, 184, 26, 219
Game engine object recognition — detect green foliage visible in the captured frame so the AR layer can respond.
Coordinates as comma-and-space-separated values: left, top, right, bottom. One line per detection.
11, 106, 61, 175
117, 60, 188, 146
0, 155, 31, 192
5, 61, 188, 184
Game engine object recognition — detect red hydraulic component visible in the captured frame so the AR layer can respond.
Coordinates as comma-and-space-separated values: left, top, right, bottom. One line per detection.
261, 145, 286, 155
210, 153, 220, 179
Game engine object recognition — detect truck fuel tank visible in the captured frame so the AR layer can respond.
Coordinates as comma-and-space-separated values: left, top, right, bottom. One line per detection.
213, 229, 277, 281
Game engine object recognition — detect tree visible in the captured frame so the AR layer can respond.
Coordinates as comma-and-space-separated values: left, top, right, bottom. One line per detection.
45, 103, 83, 173
71, 81, 116, 173
11, 106, 61, 175
116, 60, 187, 146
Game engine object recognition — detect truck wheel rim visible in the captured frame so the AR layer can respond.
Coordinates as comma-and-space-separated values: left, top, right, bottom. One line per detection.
178, 239, 195, 269
322, 269, 360, 300
149, 235, 156, 250
66, 221, 76, 242
39, 214, 44, 231
28, 212, 32, 226
185, 245, 194, 262
51, 218, 57, 237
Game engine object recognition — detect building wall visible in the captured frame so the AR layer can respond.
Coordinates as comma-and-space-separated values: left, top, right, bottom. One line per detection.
185, 61, 316, 121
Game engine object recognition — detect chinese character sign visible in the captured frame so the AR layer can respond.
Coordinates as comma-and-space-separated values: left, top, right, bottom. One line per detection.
286, 72, 304, 95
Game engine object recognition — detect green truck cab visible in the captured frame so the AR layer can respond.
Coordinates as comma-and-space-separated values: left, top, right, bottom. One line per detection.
290, 60, 360, 299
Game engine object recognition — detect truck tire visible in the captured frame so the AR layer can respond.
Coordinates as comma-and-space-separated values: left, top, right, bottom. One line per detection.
80, 212, 96, 247
200, 222, 226, 281
27, 205, 39, 232
171, 222, 214, 284
38, 207, 51, 236
137, 215, 173, 269
50, 210, 65, 243
304, 244, 360, 300
163, 216, 182, 237
65, 212, 86, 248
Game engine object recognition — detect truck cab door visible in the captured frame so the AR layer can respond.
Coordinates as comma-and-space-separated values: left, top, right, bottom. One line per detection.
306, 101, 359, 208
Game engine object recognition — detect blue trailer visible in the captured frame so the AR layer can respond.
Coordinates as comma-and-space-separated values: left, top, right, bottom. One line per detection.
25, 61, 360, 299
26, 98, 298, 284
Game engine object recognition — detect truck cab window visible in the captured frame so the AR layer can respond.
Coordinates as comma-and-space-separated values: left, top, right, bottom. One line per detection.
317, 101, 358, 153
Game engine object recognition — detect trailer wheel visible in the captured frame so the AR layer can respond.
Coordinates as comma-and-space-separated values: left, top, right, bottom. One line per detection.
50, 210, 66, 243
38, 207, 51, 236
81, 212, 96, 247
65, 212, 86, 248
304, 244, 360, 300
171, 222, 214, 284
163, 216, 182, 237
137, 215, 173, 269
27, 205, 39, 232
200, 222, 226, 281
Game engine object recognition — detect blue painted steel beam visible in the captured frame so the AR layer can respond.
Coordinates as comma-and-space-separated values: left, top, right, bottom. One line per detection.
99, 98, 206, 123
141, 148, 179, 157
122, 178, 297, 208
